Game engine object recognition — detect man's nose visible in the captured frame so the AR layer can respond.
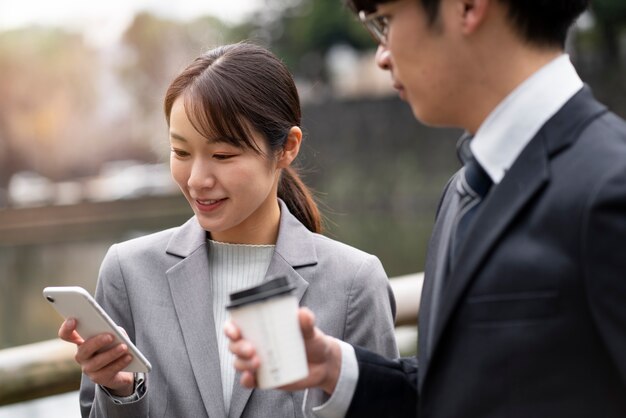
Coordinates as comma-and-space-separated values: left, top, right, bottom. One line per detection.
375, 44, 391, 70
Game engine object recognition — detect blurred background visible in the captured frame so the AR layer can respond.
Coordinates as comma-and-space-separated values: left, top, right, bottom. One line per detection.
0, 0, 625, 415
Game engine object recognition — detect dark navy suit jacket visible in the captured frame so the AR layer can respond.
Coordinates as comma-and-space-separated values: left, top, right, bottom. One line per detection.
347, 87, 626, 418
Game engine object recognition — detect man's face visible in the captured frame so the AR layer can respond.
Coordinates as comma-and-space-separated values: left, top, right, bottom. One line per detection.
371, 0, 468, 127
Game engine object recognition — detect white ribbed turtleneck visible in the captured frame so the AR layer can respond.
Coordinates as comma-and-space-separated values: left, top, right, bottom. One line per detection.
207, 239, 275, 414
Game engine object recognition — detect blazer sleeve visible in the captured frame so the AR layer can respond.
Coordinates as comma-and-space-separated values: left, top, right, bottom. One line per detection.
347, 348, 418, 418
343, 256, 418, 417
79, 244, 150, 418
343, 255, 398, 358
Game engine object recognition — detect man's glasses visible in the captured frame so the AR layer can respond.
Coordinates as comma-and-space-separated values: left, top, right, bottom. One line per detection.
358, 10, 389, 45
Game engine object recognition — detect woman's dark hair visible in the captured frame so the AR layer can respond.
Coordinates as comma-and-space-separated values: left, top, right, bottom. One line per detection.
346, 0, 589, 48
164, 42, 322, 233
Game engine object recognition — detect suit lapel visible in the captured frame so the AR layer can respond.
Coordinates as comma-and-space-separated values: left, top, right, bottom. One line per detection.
423, 87, 608, 381
435, 136, 550, 335
165, 218, 227, 418
227, 200, 314, 418
418, 174, 459, 390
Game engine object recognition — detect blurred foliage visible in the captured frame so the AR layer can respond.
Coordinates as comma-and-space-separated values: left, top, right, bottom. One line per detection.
0, 28, 99, 186
235, 0, 375, 80
119, 13, 234, 117
591, 0, 626, 64
116, 13, 241, 158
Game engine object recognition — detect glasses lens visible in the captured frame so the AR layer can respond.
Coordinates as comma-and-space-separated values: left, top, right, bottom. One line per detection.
359, 11, 388, 45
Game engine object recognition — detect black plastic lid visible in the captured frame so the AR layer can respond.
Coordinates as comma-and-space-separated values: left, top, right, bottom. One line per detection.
226, 276, 295, 309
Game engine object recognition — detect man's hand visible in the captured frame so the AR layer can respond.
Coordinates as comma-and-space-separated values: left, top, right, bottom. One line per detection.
58, 318, 135, 396
225, 307, 343, 395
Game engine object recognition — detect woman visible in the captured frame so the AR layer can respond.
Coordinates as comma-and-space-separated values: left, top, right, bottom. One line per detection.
59, 42, 398, 418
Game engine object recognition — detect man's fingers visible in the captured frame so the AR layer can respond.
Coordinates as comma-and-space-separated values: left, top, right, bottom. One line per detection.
224, 321, 242, 341
298, 307, 316, 340
233, 354, 260, 373
239, 371, 258, 388
229, 338, 257, 361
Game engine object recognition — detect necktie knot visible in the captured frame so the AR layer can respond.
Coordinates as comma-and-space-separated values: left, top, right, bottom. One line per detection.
457, 158, 492, 200
455, 132, 492, 200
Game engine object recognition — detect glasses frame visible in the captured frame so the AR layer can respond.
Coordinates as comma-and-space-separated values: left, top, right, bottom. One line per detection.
358, 10, 389, 46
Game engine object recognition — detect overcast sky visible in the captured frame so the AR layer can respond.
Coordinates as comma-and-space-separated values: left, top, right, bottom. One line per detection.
0, 0, 261, 45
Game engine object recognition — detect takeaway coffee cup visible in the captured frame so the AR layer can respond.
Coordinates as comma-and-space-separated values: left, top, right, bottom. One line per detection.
227, 276, 308, 389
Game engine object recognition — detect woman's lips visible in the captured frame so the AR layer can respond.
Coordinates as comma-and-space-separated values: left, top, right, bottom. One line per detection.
195, 197, 227, 212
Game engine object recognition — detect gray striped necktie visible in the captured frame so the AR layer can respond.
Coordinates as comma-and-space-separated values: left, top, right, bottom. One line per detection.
448, 135, 493, 270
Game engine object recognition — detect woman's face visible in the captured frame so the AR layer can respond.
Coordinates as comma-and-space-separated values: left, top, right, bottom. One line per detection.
168, 97, 281, 244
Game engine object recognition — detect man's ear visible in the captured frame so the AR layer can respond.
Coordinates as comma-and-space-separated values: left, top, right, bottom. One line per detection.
277, 126, 302, 168
459, 0, 490, 34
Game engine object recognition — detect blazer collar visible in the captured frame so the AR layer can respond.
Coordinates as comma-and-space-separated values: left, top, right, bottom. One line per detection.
164, 199, 317, 417
423, 86, 607, 383
166, 216, 206, 258
165, 199, 319, 266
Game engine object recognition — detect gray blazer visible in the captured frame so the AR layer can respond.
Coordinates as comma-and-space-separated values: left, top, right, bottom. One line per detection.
80, 200, 398, 418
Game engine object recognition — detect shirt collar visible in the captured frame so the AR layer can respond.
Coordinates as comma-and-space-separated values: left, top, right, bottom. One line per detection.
470, 54, 584, 184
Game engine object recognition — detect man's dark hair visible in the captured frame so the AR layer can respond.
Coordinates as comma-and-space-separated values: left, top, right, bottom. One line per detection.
346, 0, 590, 48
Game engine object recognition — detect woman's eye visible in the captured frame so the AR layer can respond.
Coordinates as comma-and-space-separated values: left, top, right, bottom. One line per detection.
171, 148, 189, 158
213, 154, 236, 160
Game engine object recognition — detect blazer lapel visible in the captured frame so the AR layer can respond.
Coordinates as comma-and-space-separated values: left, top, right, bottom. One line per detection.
228, 200, 314, 418
425, 87, 608, 376
165, 217, 227, 418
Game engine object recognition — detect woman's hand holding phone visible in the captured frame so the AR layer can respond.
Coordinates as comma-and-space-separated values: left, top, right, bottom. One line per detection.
58, 318, 135, 396
44, 286, 151, 395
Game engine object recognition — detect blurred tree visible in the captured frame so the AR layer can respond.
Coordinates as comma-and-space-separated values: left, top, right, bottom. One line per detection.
0, 28, 101, 188
118, 13, 236, 156
234, 0, 374, 81
592, 0, 626, 66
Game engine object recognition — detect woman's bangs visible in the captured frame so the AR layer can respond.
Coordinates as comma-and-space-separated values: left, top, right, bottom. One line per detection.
183, 88, 258, 152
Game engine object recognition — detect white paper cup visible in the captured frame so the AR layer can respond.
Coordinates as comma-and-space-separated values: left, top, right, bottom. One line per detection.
227, 277, 308, 389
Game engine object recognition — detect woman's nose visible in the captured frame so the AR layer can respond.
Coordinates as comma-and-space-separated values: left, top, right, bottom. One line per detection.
375, 44, 391, 71
188, 161, 216, 190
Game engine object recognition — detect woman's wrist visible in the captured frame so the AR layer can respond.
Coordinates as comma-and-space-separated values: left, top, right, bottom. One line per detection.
106, 374, 136, 397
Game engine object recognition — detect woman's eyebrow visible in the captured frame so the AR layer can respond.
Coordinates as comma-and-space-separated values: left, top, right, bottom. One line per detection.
171, 131, 227, 145
169, 132, 187, 142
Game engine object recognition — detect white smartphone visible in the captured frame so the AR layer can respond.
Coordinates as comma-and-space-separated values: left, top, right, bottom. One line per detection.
43, 286, 152, 373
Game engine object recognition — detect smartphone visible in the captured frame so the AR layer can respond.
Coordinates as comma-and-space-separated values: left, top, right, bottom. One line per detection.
43, 286, 152, 373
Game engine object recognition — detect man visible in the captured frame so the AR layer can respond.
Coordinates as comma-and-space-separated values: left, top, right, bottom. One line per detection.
227, 0, 626, 416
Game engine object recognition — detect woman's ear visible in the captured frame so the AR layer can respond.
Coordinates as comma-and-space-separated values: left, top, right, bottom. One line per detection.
277, 126, 302, 168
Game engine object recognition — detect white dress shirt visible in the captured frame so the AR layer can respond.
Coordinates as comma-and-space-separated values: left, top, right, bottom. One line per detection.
306, 54, 584, 418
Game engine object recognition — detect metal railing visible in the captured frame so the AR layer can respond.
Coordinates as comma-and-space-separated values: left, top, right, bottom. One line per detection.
0, 273, 422, 407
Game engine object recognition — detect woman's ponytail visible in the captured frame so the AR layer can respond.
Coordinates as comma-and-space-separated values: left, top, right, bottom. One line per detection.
278, 166, 322, 233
